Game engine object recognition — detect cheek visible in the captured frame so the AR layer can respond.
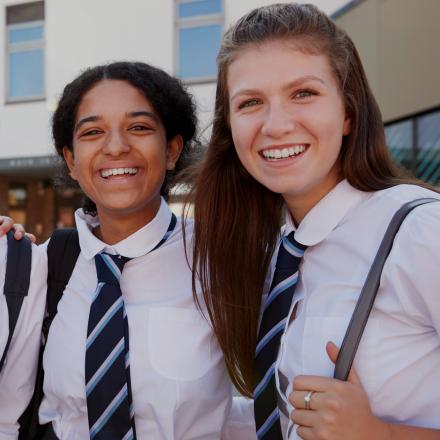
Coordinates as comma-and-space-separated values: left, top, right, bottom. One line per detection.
230, 116, 255, 156
69, 151, 92, 183
68, 157, 80, 181
311, 109, 345, 151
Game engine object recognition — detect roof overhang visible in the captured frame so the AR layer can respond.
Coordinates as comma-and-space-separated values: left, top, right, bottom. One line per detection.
0, 155, 59, 179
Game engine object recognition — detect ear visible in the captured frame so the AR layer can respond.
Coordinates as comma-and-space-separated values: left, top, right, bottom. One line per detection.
343, 116, 351, 136
62, 146, 78, 181
166, 135, 184, 171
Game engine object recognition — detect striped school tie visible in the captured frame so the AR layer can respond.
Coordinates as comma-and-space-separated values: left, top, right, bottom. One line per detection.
253, 232, 307, 439
86, 253, 136, 440
85, 214, 177, 440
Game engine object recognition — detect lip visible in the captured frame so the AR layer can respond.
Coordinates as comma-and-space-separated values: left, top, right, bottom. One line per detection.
98, 162, 139, 171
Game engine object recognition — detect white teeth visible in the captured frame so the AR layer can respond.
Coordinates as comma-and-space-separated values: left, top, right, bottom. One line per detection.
262, 145, 306, 160
100, 167, 138, 178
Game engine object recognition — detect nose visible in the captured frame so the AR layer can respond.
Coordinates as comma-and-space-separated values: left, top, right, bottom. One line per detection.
102, 130, 130, 156
261, 102, 295, 138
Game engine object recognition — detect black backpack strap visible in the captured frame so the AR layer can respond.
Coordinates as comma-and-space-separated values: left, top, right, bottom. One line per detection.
44, 228, 81, 337
18, 228, 79, 440
334, 197, 439, 381
0, 232, 32, 371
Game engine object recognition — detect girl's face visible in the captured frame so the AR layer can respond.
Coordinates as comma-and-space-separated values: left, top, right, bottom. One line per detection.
64, 79, 182, 225
227, 40, 350, 222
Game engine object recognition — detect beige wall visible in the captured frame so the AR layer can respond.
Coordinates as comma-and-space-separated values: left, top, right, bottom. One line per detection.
335, 0, 440, 122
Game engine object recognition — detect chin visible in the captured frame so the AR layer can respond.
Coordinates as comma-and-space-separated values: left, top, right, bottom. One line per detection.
260, 179, 303, 196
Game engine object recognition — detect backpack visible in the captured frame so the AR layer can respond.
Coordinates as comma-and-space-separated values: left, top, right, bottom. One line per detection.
0, 231, 32, 372
18, 228, 80, 440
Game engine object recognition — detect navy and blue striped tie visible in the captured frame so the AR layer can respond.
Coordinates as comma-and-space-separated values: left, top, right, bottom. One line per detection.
253, 232, 307, 439
86, 253, 136, 440
85, 213, 176, 439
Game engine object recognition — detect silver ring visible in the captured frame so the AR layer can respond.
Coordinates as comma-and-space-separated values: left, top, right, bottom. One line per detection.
304, 390, 314, 410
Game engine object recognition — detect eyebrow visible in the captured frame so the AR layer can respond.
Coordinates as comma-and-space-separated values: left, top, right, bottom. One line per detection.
74, 110, 159, 132
127, 111, 159, 122
74, 115, 100, 133
229, 75, 325, 101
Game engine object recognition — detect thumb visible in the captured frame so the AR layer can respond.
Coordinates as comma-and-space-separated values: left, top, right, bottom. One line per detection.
326, 341, 362, 386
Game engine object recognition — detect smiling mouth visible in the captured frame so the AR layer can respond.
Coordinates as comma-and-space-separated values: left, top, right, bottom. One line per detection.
260, 144, 308, 161
100, 167, 139, 178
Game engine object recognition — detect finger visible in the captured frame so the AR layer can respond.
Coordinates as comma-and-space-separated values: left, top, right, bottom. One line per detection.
291, 409, 316, 428
289, 390, 321, 410
293, 375, 336, 393
12, 224, 25, 240
0, 216, 14, 236
326, 341, 362, 386
347, 363, 362, 386
326, 340, 339, 364
296, 425, 314, 440
25, 233, 37, 244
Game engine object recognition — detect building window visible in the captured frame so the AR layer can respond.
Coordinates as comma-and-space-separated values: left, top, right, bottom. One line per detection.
385, 109, 440, 186
6, 1, 45, 102
175, 0, 223, 82
384, 119, 414, 172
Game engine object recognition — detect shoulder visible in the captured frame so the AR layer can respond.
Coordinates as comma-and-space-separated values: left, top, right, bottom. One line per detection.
373, 184, 440, 236
370, 183, 440, 205
356, 184, 440, 233
0, 235, 47, 280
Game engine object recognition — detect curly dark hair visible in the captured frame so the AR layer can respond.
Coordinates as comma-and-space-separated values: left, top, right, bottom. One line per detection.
53, 61, 198, 215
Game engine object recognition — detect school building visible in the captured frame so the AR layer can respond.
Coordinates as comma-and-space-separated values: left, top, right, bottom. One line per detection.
334, 0, 440, 187
0, 0, 438, 242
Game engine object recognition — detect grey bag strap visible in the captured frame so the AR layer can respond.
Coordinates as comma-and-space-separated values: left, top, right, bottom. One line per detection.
334, 197, 439, 381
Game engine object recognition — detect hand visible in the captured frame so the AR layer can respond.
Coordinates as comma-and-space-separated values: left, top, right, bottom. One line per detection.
0, 216, 36, 243
289, 341, 389, 440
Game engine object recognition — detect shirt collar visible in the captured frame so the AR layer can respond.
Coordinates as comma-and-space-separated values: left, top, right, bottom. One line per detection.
284, 180, 370, 246
75, 197, 174, 260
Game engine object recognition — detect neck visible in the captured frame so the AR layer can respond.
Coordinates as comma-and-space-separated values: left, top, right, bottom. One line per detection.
284, 176, 343, 226
93, 200, 161, 245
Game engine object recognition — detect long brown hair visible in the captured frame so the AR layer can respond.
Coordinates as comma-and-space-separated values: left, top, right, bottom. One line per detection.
189, 3, 411, 397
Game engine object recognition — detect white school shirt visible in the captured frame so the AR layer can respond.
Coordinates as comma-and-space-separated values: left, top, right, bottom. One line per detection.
39, 199, 232, 440
273, 181, 440, 438
0, 236, 47, 440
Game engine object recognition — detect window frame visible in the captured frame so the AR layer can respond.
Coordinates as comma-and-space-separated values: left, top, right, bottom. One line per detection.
5, 19, 45, 103
385, 107, 440, 186
174, 0, 224, 84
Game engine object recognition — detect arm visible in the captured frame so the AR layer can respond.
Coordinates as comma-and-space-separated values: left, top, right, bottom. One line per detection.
387, 426, 440, 440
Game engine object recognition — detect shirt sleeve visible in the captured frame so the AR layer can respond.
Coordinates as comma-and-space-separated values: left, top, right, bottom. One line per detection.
222, 395, 257, 440
382, 201, 440, 334
0, 241, 47, 439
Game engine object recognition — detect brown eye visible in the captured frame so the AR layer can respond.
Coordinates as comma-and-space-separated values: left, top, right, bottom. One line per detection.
82, 129, 102, 137
129, 125, 151, 131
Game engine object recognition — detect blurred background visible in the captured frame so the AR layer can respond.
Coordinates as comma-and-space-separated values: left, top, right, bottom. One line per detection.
0, 0, 439, 242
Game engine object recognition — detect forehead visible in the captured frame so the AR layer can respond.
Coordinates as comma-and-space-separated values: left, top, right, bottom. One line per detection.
76, 79, 155, 117
227, 40, 338, 94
